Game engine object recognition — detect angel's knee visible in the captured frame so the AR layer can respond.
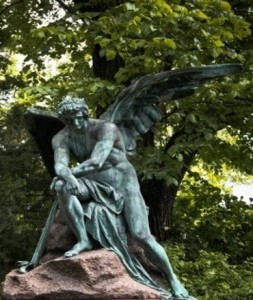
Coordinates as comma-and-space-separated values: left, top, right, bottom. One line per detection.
130, 227, 151, 244
131, 231, 157, 254
54, 180, 66, 194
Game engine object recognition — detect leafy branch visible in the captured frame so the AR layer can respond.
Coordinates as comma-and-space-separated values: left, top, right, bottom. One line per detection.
54, 0, 77, 15
0, 0, 25, 16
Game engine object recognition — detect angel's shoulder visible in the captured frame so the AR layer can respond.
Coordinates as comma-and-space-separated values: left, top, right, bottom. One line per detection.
51, 127, 68, 147
90, 118, 118, 132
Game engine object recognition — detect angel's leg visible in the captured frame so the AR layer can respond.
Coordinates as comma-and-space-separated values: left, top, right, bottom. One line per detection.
123, 190, 189, 298
54, 180, 92, 257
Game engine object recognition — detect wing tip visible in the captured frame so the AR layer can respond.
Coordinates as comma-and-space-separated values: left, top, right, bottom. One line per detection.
215, 63, 243, 75
24, 108, 58, 118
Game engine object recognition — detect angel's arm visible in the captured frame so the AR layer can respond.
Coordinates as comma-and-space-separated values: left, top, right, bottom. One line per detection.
52, 130, 81, 195
72, 123, 117, 177
51, 130, 79, 195
52, 131, 72, 180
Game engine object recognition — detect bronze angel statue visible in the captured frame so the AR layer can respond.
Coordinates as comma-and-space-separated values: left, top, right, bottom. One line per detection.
18, 64, 242, 299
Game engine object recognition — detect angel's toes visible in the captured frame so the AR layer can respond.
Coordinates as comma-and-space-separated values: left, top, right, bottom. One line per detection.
64, 249, 78, 258
64, 241, 92, 258
171, 278, 189, 298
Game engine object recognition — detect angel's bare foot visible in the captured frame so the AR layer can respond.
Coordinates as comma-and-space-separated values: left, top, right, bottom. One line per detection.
170, 276, 189, 298
64, 241, 92, 258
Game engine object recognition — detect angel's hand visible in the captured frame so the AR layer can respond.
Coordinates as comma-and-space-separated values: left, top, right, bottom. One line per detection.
73, 159, 100, 176
66, 176, 80, 195
72, 164, 88, 177
78, 160, 96, 172
50, 176, 59, 194
72, 164, 82, 174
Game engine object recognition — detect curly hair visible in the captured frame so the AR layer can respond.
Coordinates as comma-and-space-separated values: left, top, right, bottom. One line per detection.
57, 97, 89, 120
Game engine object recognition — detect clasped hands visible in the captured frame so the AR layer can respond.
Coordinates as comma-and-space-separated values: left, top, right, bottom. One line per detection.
50, 160, 99, 196
50, 175, 81, 196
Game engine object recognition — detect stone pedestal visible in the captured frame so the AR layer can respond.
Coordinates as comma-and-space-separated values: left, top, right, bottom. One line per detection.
2, 249, 166, 300
1, 209, 175, 299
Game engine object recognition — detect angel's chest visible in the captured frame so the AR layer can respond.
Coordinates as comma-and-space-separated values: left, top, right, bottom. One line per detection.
68, 134, 96, 161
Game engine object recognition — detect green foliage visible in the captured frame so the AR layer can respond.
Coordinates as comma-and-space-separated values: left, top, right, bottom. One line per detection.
164, 243, 253, 300
165, 158, 253, 298
88, 0, 251, 82
164, 147, 253, 298
0, 103, 52, 280
174, 170, 253, 261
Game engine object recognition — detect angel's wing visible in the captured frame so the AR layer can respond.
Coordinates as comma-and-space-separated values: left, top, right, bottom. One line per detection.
100, 64, 242, 154
24, 108, 64, 176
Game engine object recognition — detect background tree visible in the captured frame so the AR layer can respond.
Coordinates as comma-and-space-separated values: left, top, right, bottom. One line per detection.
0, 1, 252, 297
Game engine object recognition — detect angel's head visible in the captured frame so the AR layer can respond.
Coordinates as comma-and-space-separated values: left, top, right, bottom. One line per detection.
57, 97, 89, 129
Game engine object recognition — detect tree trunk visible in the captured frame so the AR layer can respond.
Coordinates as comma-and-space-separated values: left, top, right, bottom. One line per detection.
139, 130, 197, 241
92, 44, 124, 81
73, 0, 126, 13
141, 150, 196, 241
140, 178, 175, 241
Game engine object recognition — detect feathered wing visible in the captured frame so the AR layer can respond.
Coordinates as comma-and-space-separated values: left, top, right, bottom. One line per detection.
100, 64, 242, 155
24, 64, 242, 163
24, 108, 65, 177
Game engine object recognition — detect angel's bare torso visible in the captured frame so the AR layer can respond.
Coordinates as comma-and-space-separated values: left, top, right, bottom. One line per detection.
53, 118, 138, 191
67, 119, 127, 167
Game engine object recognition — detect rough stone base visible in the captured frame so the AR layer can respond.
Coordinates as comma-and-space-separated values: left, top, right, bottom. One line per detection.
1, 249, 169, 300
2, 209, 190, 299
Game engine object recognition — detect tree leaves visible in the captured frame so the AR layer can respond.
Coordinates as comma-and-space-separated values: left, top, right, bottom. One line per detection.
165, 243, 253, 299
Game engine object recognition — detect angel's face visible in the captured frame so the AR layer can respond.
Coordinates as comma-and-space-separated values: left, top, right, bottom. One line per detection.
66, 111, 87, 130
